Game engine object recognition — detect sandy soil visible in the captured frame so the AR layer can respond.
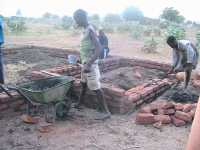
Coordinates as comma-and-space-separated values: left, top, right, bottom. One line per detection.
0, 108, 190, 150
4, 48, 67, 84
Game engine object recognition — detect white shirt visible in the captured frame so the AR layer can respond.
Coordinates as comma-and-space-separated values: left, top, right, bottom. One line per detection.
172, 40, 198, 70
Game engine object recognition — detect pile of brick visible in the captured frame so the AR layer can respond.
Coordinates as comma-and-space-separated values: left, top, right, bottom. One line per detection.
136, 100, 197, 127
0, 92, 24, 112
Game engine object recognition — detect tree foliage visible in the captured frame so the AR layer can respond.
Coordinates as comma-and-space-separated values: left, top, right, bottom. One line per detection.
122, 6, 144, 21
104, 14, 122, 24
160, 7, 185, 23
61, 16, 73, 29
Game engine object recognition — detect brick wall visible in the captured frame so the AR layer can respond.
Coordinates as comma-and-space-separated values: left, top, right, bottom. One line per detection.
0, 56, 173, 113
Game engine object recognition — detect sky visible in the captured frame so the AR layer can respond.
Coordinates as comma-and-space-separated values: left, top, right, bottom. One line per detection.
0, 0, 200, 21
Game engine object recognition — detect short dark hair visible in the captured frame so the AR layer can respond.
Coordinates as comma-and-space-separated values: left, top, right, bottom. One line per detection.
73, 9, 87, 19
167, 36, 176, 44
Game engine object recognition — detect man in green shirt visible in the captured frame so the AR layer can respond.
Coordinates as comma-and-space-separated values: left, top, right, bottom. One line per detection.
73, 9, 111, 120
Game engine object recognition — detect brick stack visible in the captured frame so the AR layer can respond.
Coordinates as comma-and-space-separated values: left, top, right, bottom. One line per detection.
80, 78, 173, 114
128, 59, 171, 72
135, 100, 197, 127
0, 92, 24, 112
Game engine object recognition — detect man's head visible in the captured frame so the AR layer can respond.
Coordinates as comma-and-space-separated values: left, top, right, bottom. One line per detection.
73, 9, 88, 27
99, 29, 104, 36
167, 36, 178, 49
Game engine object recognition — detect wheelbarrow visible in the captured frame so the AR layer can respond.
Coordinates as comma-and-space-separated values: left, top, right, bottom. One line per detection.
0, 75, 74, 122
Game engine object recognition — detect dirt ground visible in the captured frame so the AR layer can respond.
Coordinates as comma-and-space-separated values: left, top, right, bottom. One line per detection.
0, 108, 190, 150
4, 33, 172, 63
101, 66, 164, 90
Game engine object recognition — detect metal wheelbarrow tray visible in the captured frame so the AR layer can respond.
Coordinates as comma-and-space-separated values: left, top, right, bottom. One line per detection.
17, 76, 74, 104
2, 76, 75, 121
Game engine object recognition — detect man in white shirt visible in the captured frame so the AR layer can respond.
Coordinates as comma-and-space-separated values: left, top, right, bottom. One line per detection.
167, 36, 199, 88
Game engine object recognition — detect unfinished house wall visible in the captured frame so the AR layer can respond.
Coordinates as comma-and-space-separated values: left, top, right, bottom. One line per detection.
0, 57, 174, 113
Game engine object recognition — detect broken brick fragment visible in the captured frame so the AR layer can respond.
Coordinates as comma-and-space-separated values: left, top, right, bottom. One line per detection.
135, 113, 156, 125
139, 106, 152, 113
183, 104, 196, 113
161, 102, 174, 109
175, 111, 192, 122
171, 116, 186, 127
174, 103, 184, 111
154, 115, 171, 124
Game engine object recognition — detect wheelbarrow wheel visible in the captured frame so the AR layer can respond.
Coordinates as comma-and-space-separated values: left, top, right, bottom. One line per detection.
55, 101, 71, 119
45, 104, 56, 123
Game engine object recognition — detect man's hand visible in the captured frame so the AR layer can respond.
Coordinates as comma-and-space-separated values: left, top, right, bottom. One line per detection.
82, 63, 91, 73
167, 67, 174, 75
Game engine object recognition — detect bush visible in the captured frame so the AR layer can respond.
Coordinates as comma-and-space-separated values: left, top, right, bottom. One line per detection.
101, 23, 115, 33
61, 16, 73, 30
196, 31, 200, 48
7, 16, 26, 33
143, 27, 152, 36
116, 22, 132, 32
141, 37, 158, 53
159, 20, 170, 29
165, 25, 186, 40
130, 25, 144, 39
153, 27, 161, 36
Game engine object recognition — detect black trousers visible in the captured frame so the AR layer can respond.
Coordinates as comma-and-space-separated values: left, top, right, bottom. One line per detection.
0, 46, 4, 84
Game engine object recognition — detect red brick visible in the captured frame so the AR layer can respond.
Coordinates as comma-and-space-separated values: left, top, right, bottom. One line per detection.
125, 85, 145, 96
164, 109, 176, 115
135, 113, 156, 125
161, 102, 174, 109
0, 94, 10, 103
154, 115, 171, 124
139, 106, 152, 113
109, 87, 125, 97
188, 109, 196, 119
128, 94, 140, 103
136, 99, 145, 106
174, 103, 184, 111
0, 104, 9, 111
140, 87, 154, 97
31, 71, 46, 78
10, 100, 25, 108
150, 101, 166, 111
192, 80, 200, 88
158, 108, 175, 115
183, 104, 195, 112
157, 109, 165, 115
175, 111, 192, 122
171, 116, 186, 127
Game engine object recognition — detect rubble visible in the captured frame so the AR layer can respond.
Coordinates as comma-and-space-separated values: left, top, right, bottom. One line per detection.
135, 100, 197, 127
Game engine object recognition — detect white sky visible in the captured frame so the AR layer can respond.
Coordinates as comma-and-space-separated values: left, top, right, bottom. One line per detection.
0, 0, 199, 21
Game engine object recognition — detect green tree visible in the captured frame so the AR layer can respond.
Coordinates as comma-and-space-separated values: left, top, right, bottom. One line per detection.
61, 16, 73, 30
89, 14, 100, 27
104, 14, 122, 24
89, 14, 100, 22
122, 6, 144, 21
7, 16, 26, 33
165, 25, 186, 40
160, 7, 185, 23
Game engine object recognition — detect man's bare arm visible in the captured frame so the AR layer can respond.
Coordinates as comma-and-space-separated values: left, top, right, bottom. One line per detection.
86, 29, 101, 67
